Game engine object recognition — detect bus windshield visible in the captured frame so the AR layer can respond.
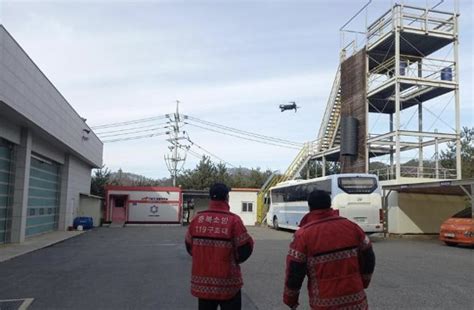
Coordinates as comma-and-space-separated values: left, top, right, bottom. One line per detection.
337, 177, 377, 194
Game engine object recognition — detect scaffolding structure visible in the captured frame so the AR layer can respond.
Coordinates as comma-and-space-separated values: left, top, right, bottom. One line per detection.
366, 3, 460, 180
256, 1, 463, 223
312, 2, 461, 181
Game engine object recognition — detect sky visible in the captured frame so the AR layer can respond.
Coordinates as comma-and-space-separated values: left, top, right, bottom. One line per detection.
0, 0, 472, 178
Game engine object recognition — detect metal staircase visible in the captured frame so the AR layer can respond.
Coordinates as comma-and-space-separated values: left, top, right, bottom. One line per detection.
317, 66, 342, 151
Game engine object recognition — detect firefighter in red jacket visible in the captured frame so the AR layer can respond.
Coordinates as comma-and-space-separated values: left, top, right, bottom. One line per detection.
283, 190, 376, 310
185, 183, 254, 310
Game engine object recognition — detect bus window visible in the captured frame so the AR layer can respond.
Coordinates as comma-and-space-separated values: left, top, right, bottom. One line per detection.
271, 189, 285, 203
307, 180, 331, 196
337, 177, 377, 194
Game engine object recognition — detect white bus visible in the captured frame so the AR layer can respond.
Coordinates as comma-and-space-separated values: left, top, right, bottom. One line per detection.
267, 174, 383, 233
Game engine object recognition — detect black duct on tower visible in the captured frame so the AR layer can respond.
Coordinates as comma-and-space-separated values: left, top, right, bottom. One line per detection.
340, 116, 358, 156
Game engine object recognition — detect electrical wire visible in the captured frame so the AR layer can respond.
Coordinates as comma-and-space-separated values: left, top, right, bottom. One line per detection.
102, 132, 168, 143
91, 115, 168, 129
187, 116, 303, 147
176, 144, 204, 163
185, 122, 301, 150
187, 138, 235, 167
94, 122, 169, 134
97, 127, 168, 139
185, 115, 303, 147
187, 149, 204, 160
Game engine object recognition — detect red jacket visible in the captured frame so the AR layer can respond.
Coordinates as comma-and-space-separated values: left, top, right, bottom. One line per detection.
185, 200, 254, 300
284, 209, 375, 310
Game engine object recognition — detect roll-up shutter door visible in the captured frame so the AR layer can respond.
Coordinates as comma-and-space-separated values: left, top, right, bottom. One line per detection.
0, 140, 14, 244
26, 155, 60, 237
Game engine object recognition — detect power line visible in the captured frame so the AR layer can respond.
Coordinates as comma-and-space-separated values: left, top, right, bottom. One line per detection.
187, 149, 203, 160
91, 115, 168, 129
94, 122, 169, 134
185, 115, 304, 147
185, 122, 301, 150
186, 115, 303, 146
187, 138, 235, 167
98, 126, 168, 139
102, 132, 168, 143
178, 144, 202, 160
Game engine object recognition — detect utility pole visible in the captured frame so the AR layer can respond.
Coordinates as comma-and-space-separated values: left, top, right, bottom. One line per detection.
165, 100, 189, 186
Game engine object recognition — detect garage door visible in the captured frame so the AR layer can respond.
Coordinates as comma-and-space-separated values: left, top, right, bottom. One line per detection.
26, 155, 61, 237
0, 140, 14, 244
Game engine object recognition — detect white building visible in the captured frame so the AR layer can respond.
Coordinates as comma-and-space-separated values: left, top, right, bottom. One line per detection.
0, 26, 103, 244
229, 188, 259, 226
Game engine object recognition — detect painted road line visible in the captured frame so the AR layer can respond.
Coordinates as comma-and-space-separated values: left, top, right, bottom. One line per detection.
19, 298, 34, 310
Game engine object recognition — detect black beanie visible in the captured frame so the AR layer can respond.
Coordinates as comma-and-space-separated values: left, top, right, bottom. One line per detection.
209, 183, 230, 201
308, 190, 331, 210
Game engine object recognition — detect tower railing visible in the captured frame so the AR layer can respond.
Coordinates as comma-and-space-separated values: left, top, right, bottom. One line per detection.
370, 166, 457, 180
367, 4, 456, 48
368, 55, 456, 93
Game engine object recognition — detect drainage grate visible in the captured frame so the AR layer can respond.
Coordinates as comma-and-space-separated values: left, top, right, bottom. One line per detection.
0, 298, 34, 310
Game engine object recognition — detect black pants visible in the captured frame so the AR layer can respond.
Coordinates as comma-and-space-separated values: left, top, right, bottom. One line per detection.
198, 290, 241, 310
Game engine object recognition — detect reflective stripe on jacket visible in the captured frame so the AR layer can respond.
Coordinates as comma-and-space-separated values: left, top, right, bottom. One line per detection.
283, 209, 375, 310
185, 200, 254, 300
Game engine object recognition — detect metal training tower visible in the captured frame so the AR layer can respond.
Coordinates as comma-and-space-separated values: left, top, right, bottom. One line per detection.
257, 1, 462, 223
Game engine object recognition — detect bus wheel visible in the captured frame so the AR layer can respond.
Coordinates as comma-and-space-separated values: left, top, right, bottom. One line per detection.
273, 216, 279, 230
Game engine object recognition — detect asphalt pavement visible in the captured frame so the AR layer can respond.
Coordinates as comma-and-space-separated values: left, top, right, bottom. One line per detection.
0, 226, 472, 310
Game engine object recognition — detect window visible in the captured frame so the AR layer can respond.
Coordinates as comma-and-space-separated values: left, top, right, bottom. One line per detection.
271, 180, 332, 203
338, 177, 377, 194
242, 202, 253, 212
114, 198, 125, 208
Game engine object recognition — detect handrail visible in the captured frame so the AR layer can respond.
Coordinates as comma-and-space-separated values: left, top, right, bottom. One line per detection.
317, 66, 341, 150
367, 4, 455, 48
259, 170, 280, 192
369, 166, 457, 180
401, 4, 454, 16
368, 7, 393, 30
340, 0, 372, 32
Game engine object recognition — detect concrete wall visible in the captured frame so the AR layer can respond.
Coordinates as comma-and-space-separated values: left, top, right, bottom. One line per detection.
31, 134, 65, 164
229, 191, 258, 226
0, 25, 102, 166
0, 115, 20, 144
63, 156, 93, 228
387, 192, 467, 234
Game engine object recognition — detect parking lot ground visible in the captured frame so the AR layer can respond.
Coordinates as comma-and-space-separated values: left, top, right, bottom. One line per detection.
0, 226, 472, 310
